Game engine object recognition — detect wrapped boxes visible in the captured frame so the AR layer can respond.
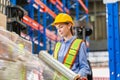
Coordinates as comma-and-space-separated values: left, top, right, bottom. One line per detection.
0, 27, 32, 52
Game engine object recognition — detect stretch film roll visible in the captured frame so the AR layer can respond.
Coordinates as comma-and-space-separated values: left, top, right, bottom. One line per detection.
39, 51, 80, 80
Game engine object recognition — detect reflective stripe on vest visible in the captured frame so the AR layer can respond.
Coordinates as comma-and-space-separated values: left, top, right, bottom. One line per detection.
53, 39, 82, 69
53, 42, 61, 59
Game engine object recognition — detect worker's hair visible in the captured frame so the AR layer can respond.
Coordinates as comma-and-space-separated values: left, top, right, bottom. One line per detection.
70, 27, 74, 35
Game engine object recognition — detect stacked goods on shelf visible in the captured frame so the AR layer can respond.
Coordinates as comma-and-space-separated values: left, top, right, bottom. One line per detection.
0, 27, 18, 42
0, 33, 26, 80
0, 27, 32, 52
0, 61, 26, 80
15, 35, 32, 53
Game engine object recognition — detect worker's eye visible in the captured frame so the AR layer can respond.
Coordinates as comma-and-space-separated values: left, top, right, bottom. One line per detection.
59, 25, 63, 28
56, 25, 63, 29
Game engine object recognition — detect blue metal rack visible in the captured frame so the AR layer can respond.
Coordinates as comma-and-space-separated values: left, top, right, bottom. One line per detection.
106, 2, 120, 80
28, 0, 35, 54
42, 0, 47, 50
36, 4, 41, 53
10, 0, 16, 5
75, 0, 80, 20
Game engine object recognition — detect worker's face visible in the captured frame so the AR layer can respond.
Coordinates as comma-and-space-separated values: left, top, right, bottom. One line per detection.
55, 23, 71, 37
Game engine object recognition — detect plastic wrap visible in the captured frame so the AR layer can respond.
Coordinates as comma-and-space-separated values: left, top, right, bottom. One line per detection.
0, 27, 32, 52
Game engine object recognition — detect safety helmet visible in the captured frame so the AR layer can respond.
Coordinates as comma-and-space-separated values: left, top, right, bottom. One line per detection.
52, 13, 74, 26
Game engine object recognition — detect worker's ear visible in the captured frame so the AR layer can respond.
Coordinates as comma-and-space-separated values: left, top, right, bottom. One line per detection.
68, 23, 72, 29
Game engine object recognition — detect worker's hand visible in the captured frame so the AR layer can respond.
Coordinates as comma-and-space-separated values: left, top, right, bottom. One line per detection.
76, 77, 87, 80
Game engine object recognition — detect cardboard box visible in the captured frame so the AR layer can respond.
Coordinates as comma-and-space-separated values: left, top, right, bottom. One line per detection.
0, 12, 6, 29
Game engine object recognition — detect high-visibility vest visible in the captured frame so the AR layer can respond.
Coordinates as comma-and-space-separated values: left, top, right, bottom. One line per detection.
53, 38, 83, 69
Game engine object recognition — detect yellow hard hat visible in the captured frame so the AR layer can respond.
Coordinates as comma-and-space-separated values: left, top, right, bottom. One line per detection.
52, 13, 74, 26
